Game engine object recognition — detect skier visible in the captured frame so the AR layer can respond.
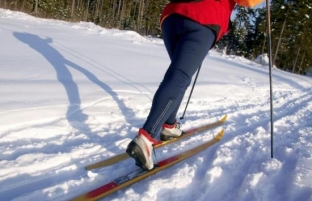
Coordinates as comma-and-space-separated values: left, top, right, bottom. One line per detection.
126, 0, 264, 170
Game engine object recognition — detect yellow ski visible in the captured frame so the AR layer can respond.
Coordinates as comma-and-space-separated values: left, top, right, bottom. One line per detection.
85, 115, 227, 170
73, 129, 225, 201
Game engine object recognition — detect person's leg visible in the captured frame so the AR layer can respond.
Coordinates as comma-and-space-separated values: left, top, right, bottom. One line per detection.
143, 15, 216, 137
157, 15, 183, 125
126, 15, 216, 170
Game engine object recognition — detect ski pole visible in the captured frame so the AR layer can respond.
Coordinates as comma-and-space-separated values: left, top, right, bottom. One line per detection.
180, 65, 202, 120
265, 0, 274, 158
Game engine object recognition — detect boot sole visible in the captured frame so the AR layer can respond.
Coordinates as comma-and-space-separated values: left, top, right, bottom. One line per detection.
160, 131, 185, 141
160, 134, 173, 141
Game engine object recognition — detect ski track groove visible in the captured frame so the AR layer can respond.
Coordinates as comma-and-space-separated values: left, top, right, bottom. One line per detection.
154, 89, 312, 201
1, 88, 311, 200
100, 89, 312, 200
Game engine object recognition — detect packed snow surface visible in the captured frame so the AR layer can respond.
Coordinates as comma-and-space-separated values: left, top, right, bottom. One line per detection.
1, 9, 312, 201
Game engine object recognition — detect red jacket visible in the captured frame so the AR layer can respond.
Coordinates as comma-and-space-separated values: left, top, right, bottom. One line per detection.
160, 0, 236, 41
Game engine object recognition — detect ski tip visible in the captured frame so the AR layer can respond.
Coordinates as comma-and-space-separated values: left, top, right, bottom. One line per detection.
216, 129, 225, 141
220, 115, 228, 123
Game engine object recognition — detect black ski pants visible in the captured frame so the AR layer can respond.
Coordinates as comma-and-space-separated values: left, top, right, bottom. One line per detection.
143, 14, 216, 137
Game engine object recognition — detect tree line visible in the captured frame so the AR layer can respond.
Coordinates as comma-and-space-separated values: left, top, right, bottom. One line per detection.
1, 0, 311, 74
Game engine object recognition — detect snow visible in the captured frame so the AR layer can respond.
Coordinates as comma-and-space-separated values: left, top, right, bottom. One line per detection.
1, 8, 312, 201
